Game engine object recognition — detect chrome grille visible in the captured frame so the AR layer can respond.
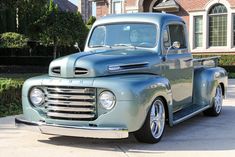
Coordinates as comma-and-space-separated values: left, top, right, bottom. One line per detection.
74, 67, 88, 75
44, 86, 96, 120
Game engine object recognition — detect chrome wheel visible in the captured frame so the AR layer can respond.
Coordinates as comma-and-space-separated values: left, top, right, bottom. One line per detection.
134, 97, 166, 143
204, 84, 224, 116
150, 99, 165, 139
214, 85, 223, 114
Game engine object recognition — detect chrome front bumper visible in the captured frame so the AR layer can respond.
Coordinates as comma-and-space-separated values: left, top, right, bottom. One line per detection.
15, 117, 128, 139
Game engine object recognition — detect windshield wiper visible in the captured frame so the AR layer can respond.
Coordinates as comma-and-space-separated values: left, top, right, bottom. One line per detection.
113, 44, 136, 49
90, 45, 112, 48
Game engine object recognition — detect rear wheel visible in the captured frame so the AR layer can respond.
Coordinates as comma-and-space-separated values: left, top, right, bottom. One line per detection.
134, 97, 166, 143
204, 84, 223, 116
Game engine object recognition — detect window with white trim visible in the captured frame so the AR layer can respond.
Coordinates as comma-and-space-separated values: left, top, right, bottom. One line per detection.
233, 14, 235, 46
112, 0, 123, 14
194, 16, 203, 48
209, 3, 227, 46
126, 10, 138, 13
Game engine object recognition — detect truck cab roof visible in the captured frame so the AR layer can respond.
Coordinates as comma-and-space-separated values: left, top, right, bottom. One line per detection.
93, 13, 184, 27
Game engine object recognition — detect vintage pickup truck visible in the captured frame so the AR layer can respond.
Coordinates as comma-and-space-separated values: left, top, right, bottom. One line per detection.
16, 13, 228, 143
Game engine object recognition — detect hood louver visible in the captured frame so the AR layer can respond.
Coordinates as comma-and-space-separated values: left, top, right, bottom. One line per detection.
108, 62, 149, 72
75, 67, 88, 75
51, 66, 61, 75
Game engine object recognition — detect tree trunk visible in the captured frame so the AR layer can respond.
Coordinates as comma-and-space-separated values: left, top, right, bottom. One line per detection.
16, 7, 19, 32
53, 44, 57, 59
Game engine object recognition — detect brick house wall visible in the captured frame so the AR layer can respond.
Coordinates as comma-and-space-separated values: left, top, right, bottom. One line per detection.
93, 0, 235, 53
97, 2, 109, 17
176, 0, 235, 31
78, 0, 92, 22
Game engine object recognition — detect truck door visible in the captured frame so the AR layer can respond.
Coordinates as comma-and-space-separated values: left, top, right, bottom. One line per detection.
161, 23, 194, 112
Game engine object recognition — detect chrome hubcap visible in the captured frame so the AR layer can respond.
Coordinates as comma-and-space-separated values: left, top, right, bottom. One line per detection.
150, 100, 165, 139
214, 85, 223, 113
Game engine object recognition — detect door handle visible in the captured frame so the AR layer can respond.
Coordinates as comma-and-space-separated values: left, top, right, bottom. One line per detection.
183, 59, 193, 62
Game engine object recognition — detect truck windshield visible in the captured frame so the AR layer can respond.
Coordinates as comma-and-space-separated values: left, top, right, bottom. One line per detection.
89, 23, 157, 48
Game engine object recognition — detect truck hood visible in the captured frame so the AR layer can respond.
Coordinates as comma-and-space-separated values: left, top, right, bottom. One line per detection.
49, 49, 160, 78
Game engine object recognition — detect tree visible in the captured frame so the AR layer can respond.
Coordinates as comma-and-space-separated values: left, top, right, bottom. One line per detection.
86, 16, 96, 29
0, 0, 47, 35
35, 0, 88, 58
87, 16, 96, 26
14, 0, 47, 36
0, 0, 17, 33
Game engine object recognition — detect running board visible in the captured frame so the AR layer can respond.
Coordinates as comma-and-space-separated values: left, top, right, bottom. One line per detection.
173, 105, 210, 125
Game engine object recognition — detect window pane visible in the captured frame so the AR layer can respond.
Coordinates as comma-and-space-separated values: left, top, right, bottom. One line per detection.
209, 4, 227, 46
209, 15, 227, 46
209, 4, 227, 14
89, 23, 157, 48
234, 15, 235, 46
194, 16, 203, 48
169, 25, 186, 49
195, 34, 202, 48
113, 2, 122, 14
163, 29, 170, 48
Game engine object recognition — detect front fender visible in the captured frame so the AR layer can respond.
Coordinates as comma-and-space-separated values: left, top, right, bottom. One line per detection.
93, 74, 174, 130
21, 74, 174, 132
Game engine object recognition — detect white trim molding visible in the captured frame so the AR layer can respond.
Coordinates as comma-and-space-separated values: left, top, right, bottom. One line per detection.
189, 0, 235, 53
110, 0, 125, 14
149, 0, 159, 12
126, 6, 139, 13
138, 0, 144, 12
108, 0, 112, 14
204, 0, 231, 10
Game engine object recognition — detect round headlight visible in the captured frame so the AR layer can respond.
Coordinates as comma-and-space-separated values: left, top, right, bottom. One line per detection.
29, 88, 45, 106
99, 91, 116, 110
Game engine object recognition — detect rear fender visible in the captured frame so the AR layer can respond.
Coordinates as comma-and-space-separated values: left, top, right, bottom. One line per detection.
193, 67, 227, 107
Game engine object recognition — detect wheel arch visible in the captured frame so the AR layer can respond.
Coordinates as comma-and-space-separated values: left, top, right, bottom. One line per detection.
219, 82, 225, 97
157, 96, 170, 125
141, 82, 174, 128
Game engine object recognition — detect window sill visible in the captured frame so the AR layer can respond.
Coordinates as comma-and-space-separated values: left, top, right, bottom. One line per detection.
191, 46, 235, 53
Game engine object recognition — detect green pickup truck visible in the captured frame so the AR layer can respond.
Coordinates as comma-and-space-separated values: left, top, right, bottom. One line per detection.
16, 13, 228, 143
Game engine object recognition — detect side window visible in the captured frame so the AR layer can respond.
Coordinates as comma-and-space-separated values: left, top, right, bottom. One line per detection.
163, 28, 171, 48
168, 24, 187, 49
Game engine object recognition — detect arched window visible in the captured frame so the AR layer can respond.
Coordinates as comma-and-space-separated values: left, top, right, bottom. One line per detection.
209, 4, 227, 46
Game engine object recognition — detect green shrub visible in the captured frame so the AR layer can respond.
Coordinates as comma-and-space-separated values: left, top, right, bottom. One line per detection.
193, 54, 235, 66
86, 16, 96, 30
0, 78, 24, 117
86, 24, 93, 30
228, 73, 235, 78
193, 54, 235, 76
87, 16, 96, 25
0, 32, 29, 48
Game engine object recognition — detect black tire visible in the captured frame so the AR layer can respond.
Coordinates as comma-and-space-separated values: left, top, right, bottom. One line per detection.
134, 97, 166, 143
204, 84, 223, 116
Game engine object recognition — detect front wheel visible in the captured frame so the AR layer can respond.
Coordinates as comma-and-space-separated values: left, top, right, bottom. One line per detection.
134, 97, 166, 143
204, 84, 223, 116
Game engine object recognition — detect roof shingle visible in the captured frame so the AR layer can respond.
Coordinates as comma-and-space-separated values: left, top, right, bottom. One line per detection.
53, 0, 78, 13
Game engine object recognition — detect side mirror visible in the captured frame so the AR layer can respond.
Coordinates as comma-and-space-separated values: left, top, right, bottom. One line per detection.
172, 41, 180, 49
163, 41, 181, 61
